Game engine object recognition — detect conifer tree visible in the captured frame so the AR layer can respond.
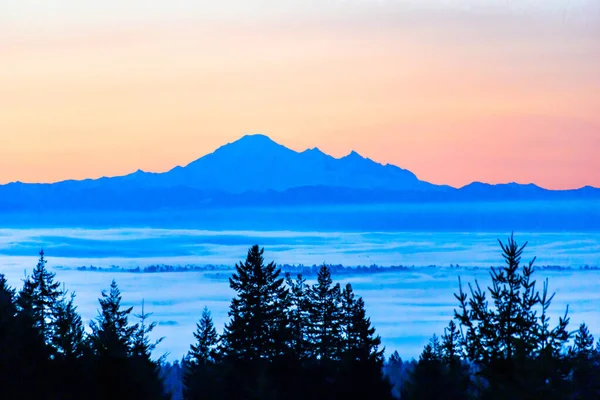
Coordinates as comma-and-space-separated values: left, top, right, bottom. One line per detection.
0, 274, 22, 398
8, 272, 50, 399
20, 250, 63, 350
89, 279, 136, 358
52, 291, 89, 399
307, 265, 342, 362
402, 337, 446, 400
441, 320, 462, 363
88, 280, 138, 400
184, 307, 221, 400
340, 283, 356, 353
222, 245, 290, 361
130, 300, 166, 400
188, 307, 219, 365
286, 273, 310, 360
569, 323, 599, 399
453, 234, 572, 399
131, 300, 164, 358
338, 290, 390, 399
221, 245, 291, 399
571, 323, 594, 356
53, 291, 86, 359
347, 296, 384, 362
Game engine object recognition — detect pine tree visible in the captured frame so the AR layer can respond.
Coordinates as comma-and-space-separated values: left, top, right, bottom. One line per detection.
184, 307, 221, 400
221, 245, 291, 399
340, 283, 356, 353
188, 307, 219, 365
402, 337, 446, 400
285, 273, 310, 360
52, 291, 89, 399
569, 323, 599, 399
571, 323, 594, 357
0, 274, 22, 398
53, 291, 86, 359
307, 265, 342, 362
15, 251, 63, 397
131, 300, 164, 358
338, 290, 390, 399
453, 234, 572, 399
89, 279, 136, 358
441, 320, 462, 363
130, 300, 167, 400
6, 273, 49, 398
222, 245, 290, 361
88, 280, 138, 400
347, 296, 384, 362
20, 250, 63, 350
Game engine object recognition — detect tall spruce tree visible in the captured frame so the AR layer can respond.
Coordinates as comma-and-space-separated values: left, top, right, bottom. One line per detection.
52, 291, 86, 359
221, 245, 291, 399
52, 291, 89, 399
307, 265, 342, 362
20, 250, 63, 351
184, 307, 221, 400
0, 274, 25, 398
338, 289, 391, 399
453, 234, 572, 399
340, 283, 356, 353
88, 280, 139, 400
188, 307, 219, 365
222, 245, 290, 361
402, 337, 448, 400
131, 300, 164, 358
285, 273, 311, 360
89, 279, 136, 358
441, 320, 462, 363
10, 270, 52, 399
130, 300, 167, 400
569, 323, 599, 399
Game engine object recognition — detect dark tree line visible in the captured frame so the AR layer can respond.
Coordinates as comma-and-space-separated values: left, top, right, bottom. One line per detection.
182, 245, 390, 400
391, 235, 600, 400
0, 250, 166, 400
2, 237, 600, 400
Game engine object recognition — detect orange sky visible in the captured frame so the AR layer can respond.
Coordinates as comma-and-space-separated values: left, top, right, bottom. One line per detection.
1, 1, 599, 189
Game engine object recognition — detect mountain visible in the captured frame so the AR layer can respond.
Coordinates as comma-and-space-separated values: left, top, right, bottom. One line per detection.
0, 134, 599, 221
102, 134, 441, 193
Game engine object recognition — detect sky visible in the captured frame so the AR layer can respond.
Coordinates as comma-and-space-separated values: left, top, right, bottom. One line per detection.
1, 0, 599, 189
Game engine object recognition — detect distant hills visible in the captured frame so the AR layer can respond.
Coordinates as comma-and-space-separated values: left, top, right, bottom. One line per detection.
1, 134, 599, 230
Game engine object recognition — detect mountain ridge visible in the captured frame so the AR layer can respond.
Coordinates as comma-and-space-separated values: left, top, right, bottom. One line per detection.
5, 134, 594, 191
1, 134, 599, 216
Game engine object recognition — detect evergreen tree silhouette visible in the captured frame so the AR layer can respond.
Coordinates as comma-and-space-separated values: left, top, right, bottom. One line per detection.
88, 279, 138, 400
21, 250, 63, 353
569, 323, 599, 399
285, 273, 311, 360
184, 307, 221, 400
338, 287, 391, 399
53, 291, 86, 359
402, 337, 447, 400
89, 279, 136, 357
188, 307, 219, 365
307, 265, 342, 362
131, 300, 167, 400
0, 274, 39, 398
15, 251, 59, 397
452, 234, 572, 399
221, 245, 291, 399
52, 291, 89, 399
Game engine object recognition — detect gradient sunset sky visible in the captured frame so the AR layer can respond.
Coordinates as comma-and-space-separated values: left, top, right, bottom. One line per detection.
1, 1, 599, 189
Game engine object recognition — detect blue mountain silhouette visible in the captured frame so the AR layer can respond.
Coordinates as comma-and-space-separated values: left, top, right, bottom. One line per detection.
0, 134, 599, 216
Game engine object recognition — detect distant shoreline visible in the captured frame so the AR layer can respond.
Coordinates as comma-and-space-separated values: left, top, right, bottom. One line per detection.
57, 263, 600, 274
